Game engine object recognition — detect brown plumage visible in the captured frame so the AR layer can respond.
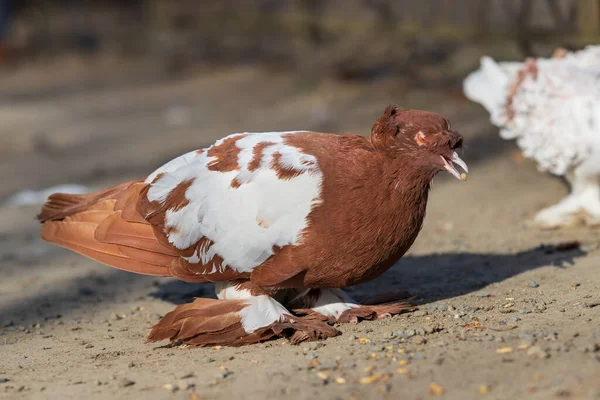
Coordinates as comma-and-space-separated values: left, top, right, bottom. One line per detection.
38, 104, 467, 347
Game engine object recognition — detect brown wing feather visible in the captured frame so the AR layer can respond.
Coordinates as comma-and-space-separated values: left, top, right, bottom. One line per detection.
38, 179, 249, 283
114, 182, 148, 224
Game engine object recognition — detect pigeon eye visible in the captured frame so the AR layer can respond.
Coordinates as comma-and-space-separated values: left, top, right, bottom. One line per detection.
415, 131, 426, 146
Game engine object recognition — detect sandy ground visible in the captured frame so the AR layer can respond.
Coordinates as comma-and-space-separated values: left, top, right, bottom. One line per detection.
0, 60, 599, 400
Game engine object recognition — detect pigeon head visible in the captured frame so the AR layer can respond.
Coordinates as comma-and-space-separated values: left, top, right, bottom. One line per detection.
370, 104, 468, 181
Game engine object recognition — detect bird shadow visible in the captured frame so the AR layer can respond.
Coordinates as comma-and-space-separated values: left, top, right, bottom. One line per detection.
149, 242, 585, 307
0, 242, 584, 333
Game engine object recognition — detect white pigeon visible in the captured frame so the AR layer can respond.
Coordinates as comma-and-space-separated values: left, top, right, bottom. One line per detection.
463, 46, 600, 228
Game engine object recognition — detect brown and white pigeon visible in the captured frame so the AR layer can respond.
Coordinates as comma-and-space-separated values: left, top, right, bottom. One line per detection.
37, 105, 467, 346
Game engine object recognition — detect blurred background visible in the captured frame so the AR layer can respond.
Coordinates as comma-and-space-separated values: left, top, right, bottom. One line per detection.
1, 0, 599, 202
2, 3, 600, 398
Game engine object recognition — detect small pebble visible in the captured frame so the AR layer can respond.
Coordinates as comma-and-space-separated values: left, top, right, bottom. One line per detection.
429, 382, 445, 395
306, 342, 325, 350
528, 280, 539, 288
176, 379, 194, 390
413, 310, 428, 317
527, 345, 550, 359
110, 313, 124, 321
315, 372, 329, 381
317, 363, 337, 371
216, 370, 233, 379
404, 329, 416, 338
117, 378, 135, 388
423, 324, 438, 334
0, 378, 10, 384
476, 292, 491, 298
496, 347, 513, 354
359, 374, 385, 384
162, 383, 177, 392
412, 335, 426, 345
582, 343, 599, 353
368, 343, 384, 352
554, 388, 572, 397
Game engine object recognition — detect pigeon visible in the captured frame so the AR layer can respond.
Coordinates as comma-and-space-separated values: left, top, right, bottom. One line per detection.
464, 46, 600, 228
37, 104, 467, 346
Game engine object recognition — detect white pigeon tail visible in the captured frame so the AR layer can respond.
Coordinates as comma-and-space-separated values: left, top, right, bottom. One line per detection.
464, 46, 600, 229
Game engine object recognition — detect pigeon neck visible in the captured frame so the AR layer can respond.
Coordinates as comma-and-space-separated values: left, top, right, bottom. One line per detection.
383, 153, 437, 196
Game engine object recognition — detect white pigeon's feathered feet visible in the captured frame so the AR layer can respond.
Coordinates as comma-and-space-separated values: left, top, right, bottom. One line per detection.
289, 288, 413, 324
532, 169, 600, 229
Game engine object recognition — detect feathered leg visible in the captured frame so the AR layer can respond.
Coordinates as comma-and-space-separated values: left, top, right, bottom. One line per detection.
147, 281, 339, 347
290, 288, 412, 324
578, 178, 600, 227
534, 162, 600, 228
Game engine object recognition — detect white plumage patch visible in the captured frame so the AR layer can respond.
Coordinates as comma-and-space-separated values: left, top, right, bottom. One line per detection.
310, 289, 359, 320
145, 131, 323, 273
238, 295, 290, 333
215, 282, 290, 333
463, 46, 600, 176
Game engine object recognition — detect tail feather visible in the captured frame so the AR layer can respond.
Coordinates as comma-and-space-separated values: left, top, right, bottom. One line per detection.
40, 219, 170, 276
95, 212, 179, 256
38, 180, 177, 278
116, 245, 177, 267
37, 181, 140, 223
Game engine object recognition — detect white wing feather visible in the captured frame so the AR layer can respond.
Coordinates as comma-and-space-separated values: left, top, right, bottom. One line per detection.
145, 131, 323, 273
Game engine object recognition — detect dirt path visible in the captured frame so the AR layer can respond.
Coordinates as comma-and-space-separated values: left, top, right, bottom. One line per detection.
0, 62, 599, 400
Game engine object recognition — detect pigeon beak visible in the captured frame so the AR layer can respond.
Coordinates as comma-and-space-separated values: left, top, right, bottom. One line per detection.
440, 151, 468, 181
